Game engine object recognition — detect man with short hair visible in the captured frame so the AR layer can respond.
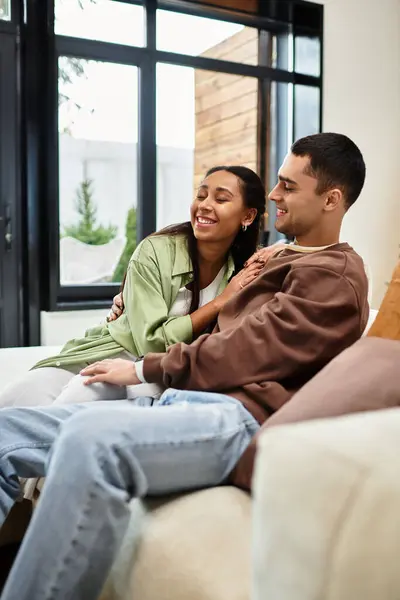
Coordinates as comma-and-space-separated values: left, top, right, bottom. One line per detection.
0, 133, 369, 600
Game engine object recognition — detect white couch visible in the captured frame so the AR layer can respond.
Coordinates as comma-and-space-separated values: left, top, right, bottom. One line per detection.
0, 309, 380, 600
252, 407, 400, 600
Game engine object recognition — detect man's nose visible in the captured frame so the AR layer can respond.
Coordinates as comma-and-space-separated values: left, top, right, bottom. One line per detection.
268, 185, 280, 202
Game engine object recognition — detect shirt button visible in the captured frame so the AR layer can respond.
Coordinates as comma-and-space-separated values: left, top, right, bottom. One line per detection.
56, 361, 61, 367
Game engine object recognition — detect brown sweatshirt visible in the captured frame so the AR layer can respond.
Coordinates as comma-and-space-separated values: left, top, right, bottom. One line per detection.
143, 243, 369, 490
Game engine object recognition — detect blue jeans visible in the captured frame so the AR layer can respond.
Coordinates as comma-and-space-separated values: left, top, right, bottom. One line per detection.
0, 388, 259, 600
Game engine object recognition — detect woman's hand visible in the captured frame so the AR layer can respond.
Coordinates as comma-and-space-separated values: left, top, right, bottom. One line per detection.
214, 262, 264, 310
80, 359, 140, 386
106, 293, 124, 323
244, 243, 285, 269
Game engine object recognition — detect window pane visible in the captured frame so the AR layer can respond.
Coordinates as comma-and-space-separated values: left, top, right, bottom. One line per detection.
294, 85, 320, 140
156, 63, 258, 230
157, 10, 258, 65
295, 35, 320, 77
55, 0, 145, 47
265, 81, 292, 245
58, 58, 138, 285
0, 0, 10, 21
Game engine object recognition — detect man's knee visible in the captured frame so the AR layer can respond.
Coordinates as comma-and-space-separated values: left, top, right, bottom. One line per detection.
52, 408, 147, 496
0, 408, 32, 443
57, 409, 109, 451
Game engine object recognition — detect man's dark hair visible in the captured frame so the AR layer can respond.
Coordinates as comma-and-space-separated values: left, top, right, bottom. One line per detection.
291, 132, 366, 209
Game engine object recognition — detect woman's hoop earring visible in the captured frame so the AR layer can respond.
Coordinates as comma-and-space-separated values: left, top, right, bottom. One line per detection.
242, 224, 248, 232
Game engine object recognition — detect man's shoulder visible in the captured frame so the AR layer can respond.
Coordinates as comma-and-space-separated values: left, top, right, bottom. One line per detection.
291, 243, 365, 279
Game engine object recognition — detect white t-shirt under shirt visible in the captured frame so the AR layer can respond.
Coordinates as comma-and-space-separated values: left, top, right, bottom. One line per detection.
133, 265, 226, 389
168, 264, 226, 318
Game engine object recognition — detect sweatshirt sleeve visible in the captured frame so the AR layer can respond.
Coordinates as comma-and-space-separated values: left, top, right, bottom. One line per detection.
143, 264, 362, 391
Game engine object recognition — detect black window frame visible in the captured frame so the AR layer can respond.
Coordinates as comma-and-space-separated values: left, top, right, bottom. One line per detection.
25, 0, 323, 324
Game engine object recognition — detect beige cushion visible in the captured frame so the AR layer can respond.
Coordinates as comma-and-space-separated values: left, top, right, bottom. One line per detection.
101, 487, 251, 600
252, 409, 400, 600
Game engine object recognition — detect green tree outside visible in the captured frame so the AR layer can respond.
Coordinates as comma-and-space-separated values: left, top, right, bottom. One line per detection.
112, 207, 137, 282
62, 179, 118, 245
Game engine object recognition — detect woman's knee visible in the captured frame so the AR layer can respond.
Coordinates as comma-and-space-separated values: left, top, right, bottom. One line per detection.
54, 374, 126, 405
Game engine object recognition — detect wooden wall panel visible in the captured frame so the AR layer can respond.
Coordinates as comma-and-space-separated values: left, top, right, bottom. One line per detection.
194, 28, 259, 182
201, 27, 258, 65
196, 110, 257, 147
195, 76, 257, 113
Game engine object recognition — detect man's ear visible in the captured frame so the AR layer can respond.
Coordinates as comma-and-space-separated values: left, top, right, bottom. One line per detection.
324, 188, 343, 212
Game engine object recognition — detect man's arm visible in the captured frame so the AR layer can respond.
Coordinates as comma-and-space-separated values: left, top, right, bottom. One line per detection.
143, 265, 363, 392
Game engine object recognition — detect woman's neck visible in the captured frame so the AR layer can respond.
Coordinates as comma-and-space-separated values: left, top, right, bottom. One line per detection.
196, 240, 230, 289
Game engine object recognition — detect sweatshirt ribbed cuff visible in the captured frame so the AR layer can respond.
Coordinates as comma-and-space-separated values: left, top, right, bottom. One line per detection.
134, 360, 146, 384
143, 353, 165, 385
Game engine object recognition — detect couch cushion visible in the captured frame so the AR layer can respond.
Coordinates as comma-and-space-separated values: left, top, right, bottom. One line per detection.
265, 336, 400, 428
101, 487, 251, 600
253, 408, 400, 600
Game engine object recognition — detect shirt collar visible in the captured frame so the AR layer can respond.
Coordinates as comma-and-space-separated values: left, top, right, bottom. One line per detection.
172, 235, 193, 276
225, 253, 235, 279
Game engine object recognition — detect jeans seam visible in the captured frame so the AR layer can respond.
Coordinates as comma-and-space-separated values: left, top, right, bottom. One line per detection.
0, 441, 53, 460
116, 422, 253, 450
43, 452, 107, 599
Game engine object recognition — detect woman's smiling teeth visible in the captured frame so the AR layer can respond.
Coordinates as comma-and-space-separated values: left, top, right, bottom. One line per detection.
196, 216, 217, 225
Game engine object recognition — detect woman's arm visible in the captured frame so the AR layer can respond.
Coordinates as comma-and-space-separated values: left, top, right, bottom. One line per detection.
108, 251, 265, 333
189, 261, 263, 336
118, 248, 191, 354
111, 239, 264, 354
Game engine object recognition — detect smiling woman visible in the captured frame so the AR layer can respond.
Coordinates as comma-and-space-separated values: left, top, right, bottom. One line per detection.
153, 165, 266, 316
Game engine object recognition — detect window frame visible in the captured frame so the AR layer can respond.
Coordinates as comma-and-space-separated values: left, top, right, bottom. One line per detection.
29, 0, 323, 315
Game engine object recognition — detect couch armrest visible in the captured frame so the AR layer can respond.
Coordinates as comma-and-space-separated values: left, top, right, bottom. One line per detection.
252, 409, 400, 600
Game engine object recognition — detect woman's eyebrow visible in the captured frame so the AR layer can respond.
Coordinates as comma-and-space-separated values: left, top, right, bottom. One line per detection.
215, 186, 233, 195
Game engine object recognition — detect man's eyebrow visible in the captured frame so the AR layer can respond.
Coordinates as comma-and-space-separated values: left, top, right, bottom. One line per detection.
278, 174, 298, 186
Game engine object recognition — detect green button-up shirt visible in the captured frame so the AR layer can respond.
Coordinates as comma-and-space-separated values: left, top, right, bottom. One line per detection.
34, 234, 235, 371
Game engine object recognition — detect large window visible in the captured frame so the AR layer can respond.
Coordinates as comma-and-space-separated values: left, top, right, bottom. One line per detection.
58, 58, 139, 286
42, 0, 322, 307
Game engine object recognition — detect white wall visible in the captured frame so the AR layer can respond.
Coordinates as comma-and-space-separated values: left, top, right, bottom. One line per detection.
312, 0, 400, 308
41, 309, 106, 346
